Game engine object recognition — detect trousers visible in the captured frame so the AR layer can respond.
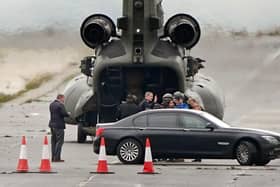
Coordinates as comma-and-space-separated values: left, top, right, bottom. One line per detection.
51, 128, 65, 161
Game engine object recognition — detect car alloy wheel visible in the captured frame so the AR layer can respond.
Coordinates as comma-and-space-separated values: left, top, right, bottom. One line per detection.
117, 138, 143, 164
235, 141, 257, 166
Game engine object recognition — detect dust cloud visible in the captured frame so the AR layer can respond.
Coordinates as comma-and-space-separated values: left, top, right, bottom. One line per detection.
0, 0, 279, 95
0, 27, 280, 96
0, 29, 91, 94
1, 27, 280, 96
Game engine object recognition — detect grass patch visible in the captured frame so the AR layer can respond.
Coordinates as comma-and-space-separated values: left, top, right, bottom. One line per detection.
62, 72, 80, 83
228, 27, 280, 38
25, 73, 53, 90
0, 94, 14, 103
256, 27, 280, 37
0, 90, 25, 103
0, 73, 53, 103
229, 29, 249, 37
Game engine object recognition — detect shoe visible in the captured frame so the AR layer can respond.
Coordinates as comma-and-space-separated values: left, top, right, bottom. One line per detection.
192, 158, 201, 162
166, 158, 184, 162
52, 159, 65, 162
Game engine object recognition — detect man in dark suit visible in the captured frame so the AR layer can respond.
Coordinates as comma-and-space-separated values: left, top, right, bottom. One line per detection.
139, 91, 157, 111
116, 94, 140, 120
49, 94, 69, 162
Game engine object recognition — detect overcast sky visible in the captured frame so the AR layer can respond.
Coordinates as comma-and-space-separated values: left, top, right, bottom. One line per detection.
0, 0, 279, 32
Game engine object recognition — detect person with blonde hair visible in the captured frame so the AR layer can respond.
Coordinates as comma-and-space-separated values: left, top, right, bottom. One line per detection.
188, 97, 203, 111
187, 96, 203, 162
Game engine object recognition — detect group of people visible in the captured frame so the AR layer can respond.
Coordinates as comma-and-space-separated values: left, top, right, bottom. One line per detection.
158, 91, 203, 110
48, 91, 203, 163
116, 91, 203, 162
116, 90, 203, 120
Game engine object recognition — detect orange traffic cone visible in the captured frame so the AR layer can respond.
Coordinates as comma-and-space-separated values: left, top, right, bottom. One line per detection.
91, 137, 114, 174
16, 136, 29, 172
39, 136, 51, 173
138, 138, 159, 174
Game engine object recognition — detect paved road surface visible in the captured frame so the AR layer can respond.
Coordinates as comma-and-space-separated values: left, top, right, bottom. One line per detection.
0, 35, 280, 187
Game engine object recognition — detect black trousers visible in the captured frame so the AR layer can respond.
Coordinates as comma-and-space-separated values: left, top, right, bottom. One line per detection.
51, 128, 65, 161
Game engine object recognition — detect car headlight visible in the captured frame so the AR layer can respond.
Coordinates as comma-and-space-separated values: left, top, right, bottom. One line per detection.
262, 136, 279, 145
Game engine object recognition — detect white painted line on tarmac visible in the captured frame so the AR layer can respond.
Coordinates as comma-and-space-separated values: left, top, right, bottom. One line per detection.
78, 175, 96, 187
134, 184, 142, 187
30, 113, 40, 116
111, 158, 121, 164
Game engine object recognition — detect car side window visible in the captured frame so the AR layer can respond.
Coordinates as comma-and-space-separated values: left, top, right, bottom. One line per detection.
133, 115, 147, 127
148, 113, 177, 128
178, 113, 208, 129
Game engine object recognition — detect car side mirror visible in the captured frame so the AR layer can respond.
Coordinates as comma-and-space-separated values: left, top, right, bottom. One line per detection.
206, 123, 216, 131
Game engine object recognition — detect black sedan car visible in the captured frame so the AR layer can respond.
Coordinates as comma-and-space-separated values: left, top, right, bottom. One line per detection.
94, 109, 280, 165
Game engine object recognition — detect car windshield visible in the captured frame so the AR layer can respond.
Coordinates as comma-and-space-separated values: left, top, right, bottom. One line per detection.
201, 112, 230, 128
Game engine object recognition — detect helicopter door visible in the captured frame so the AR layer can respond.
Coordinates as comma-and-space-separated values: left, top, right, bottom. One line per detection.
98, 67, 123, 122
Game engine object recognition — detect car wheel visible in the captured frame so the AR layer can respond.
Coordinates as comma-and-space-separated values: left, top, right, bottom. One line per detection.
235, 141, 257, 166
77, 124, 87, 143
117, 138, 143, 164
254, 158, 271, 166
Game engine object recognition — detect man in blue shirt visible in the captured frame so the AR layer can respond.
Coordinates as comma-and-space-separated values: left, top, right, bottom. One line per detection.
173, 91, 189, 109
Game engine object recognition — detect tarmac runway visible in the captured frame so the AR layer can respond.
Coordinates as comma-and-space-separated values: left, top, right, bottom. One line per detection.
0, 35, 280, 186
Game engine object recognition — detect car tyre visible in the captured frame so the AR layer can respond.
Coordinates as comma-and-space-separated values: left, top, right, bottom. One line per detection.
77, 124, 87, 143
117, 138, 143, 164
235, 141, 257, 166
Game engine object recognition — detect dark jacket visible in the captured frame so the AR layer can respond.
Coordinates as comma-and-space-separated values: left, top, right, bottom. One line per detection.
116, 102, 140, 120
139, 99, 154, 111
49, 100, 69, 129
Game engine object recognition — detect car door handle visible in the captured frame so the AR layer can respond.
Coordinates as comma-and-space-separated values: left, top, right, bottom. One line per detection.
138, 128, 146, 131
183, 129, 190, 131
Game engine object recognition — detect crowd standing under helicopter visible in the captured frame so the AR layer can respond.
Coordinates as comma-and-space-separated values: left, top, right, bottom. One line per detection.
116, 91, 204, 121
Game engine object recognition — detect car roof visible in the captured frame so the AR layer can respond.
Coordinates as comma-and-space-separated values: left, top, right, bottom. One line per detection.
134, 108, 204, 117
114, 109, 206, 125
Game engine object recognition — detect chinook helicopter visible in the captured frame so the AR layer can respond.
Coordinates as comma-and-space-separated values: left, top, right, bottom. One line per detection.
63, 0, 225, 143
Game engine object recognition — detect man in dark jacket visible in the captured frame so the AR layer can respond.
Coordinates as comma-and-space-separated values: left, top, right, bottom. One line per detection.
49, 94, 69, 162
139, 91, 157, 111
116, 94, 140, 120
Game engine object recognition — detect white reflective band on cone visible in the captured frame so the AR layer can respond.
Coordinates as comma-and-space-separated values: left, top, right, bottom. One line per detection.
144, 147, 152, 162
42, 145, 50, 159
98, 145, 107, 161
19, 145, 27, 159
